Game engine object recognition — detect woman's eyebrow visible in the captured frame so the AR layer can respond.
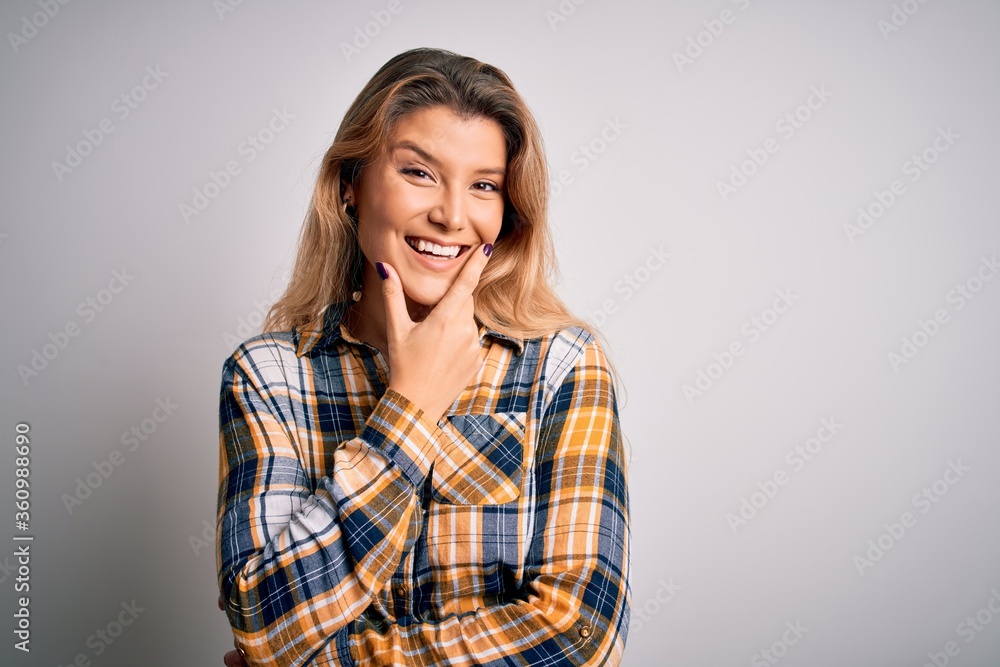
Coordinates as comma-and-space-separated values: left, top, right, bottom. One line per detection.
391, 140, 506, 176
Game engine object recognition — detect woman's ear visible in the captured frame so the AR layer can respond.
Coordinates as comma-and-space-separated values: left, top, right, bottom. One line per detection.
341, 179, 355, 205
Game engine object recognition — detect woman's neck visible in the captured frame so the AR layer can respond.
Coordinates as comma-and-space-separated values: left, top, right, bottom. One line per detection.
343, 297, 388, 357
343, 287, 435, 358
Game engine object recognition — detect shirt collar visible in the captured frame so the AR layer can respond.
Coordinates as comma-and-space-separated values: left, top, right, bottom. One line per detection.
293, 299, 525, 357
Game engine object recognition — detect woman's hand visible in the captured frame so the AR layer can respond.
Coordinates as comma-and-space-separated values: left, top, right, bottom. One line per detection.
219, 597, 249, 667
223, 642, 248, 667
380, 243, 493, 424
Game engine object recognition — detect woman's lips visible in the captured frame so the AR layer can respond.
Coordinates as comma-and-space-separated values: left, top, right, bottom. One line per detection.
404, 237, 470, 270
404, 236, 470, 255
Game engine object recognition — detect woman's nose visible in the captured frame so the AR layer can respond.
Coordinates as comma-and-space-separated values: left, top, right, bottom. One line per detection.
429, 188, 465, 230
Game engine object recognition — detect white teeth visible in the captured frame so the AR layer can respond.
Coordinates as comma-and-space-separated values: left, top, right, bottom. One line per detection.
407, 237, 461, 258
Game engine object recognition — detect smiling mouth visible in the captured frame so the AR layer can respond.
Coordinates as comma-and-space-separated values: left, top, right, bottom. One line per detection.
404, 236, 471, 260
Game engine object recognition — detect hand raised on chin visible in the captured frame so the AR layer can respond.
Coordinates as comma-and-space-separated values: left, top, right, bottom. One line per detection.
379, 243, 493, 425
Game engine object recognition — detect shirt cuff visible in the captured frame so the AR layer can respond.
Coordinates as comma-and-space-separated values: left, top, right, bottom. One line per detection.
361, 388, 443, 489
336, 619, 356, 667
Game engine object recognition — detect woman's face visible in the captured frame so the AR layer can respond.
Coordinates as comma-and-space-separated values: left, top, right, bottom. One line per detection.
344, 104, 507, 310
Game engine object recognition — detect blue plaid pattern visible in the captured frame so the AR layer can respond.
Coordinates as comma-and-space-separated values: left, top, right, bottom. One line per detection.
216, 299, 631, 666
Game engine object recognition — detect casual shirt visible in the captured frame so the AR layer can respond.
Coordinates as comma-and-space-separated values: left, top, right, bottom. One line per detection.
216, 298, 632, 666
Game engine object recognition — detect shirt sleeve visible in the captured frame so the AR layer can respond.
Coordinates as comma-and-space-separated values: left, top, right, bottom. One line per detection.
344, 335, 633, 667
216, 346, 448, 667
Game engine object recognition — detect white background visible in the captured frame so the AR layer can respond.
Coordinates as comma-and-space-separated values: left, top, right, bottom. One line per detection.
1, 1, 999, 665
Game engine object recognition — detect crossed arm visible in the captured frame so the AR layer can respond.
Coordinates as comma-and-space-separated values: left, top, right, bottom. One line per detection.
216, 336, 631, 666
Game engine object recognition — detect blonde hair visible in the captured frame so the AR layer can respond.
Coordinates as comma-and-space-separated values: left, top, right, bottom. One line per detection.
264, 47, 631, 454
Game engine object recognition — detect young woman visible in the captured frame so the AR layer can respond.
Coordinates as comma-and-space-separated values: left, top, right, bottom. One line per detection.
216, 47, 632, 667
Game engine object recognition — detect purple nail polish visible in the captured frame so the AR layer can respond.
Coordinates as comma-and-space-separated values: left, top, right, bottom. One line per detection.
483, 243, 493, 257
376, 262, 388, 280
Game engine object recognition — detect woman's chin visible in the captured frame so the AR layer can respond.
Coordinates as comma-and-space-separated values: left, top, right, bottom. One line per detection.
402, 288, 443, 314
399, 276, 447, 303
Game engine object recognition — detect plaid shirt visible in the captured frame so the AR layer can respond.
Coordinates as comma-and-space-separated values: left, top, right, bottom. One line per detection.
216, 298, 631, 666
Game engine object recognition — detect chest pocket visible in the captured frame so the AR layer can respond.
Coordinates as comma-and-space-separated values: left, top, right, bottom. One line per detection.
431, 411, 526, 505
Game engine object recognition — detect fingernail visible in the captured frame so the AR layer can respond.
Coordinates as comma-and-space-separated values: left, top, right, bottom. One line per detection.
376, 262, 388, 280
483, 243, 493, 257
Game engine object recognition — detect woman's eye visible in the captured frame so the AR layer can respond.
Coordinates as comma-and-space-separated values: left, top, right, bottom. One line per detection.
401, 168, 498, 192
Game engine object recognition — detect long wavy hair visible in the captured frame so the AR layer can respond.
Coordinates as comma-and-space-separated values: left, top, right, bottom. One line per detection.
263, 47, 630, 445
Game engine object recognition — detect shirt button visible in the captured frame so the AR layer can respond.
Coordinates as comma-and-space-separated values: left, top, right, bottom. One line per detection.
394, 586, 406, 597
579, 625, 591, 638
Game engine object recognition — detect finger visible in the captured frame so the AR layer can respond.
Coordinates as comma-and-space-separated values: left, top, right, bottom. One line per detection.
376, 261, 410, 341
433, 242, 491, 316
223, 649, 249, 667
226, 637, 249, 666
459, 274, 479, 334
